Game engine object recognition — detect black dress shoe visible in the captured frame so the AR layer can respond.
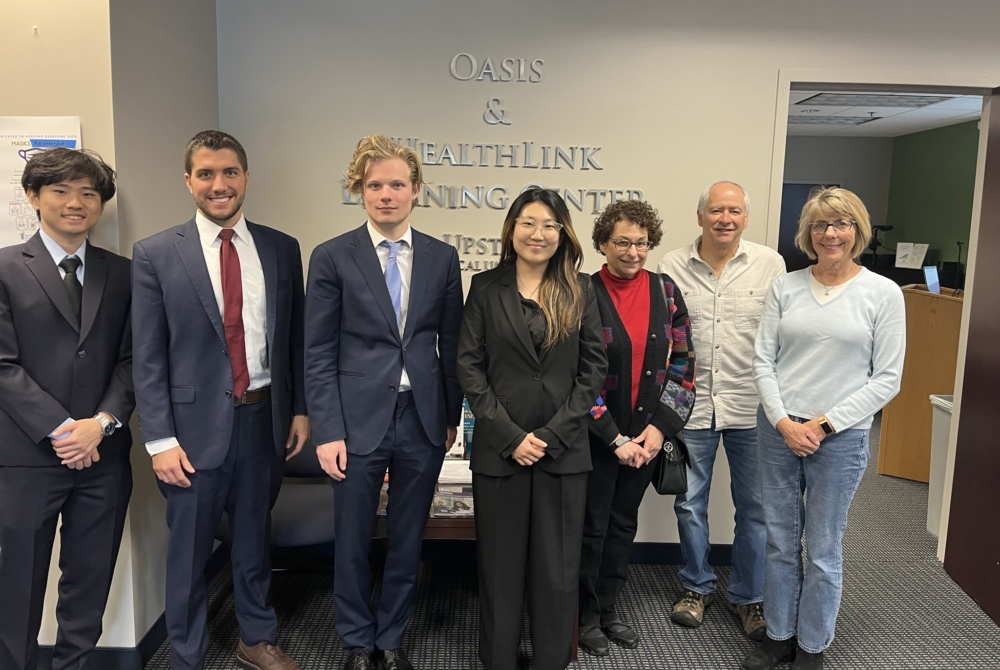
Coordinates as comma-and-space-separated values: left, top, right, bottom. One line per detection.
792, 648, 823, 669
602, 618, 639, 649
741, 636, 795, 670
373, 648, 413, 670
343, 650, 372, 670
578, 625, 610, 656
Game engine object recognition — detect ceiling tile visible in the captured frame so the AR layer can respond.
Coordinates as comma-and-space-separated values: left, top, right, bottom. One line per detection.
788, 105, 853, 117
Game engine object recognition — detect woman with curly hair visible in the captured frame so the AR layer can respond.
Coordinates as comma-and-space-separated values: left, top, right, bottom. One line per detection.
578, 199, 697, 656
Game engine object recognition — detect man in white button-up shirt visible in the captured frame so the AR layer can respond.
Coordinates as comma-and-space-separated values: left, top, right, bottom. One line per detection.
132, 131, 309, 670
658, 181, 785, 641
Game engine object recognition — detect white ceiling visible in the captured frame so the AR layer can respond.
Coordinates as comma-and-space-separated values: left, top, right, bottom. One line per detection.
787, 91, 982, 137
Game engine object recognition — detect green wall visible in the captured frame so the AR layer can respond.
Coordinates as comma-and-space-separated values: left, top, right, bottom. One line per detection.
885, 120, 980, 266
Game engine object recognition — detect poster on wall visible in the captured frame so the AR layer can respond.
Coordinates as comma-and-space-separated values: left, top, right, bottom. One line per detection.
1, 116, 81, 248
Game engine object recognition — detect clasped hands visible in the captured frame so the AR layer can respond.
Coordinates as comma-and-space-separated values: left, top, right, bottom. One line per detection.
614, 424, 665, 468
50, 415, 109, 470
776, 417, 826, 457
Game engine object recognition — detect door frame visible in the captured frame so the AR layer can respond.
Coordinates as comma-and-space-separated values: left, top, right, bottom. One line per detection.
763, 68, 999, 565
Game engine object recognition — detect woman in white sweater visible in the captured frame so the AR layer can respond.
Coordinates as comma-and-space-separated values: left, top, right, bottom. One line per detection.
742, 188, 905, 670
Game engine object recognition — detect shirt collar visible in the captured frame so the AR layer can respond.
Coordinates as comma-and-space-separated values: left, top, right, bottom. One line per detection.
195, 211, 250, 246
367, 221, 412, 249
689, 235, 748, 264
38, 228, 87, 267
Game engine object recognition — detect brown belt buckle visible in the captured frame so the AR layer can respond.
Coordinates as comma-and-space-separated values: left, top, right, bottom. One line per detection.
234, 387, 270, 406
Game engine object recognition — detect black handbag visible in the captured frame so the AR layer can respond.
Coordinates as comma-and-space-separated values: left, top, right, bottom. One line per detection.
651, 272, 689, 495
652, 433, 689, 495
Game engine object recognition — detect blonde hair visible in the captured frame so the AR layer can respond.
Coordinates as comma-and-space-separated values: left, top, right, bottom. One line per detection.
795, 187, 873, 260
499, 188, 585, 349
345, 134, 423, 197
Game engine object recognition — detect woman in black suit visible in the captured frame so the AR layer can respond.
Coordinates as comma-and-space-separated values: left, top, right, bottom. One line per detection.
458, 188, 608, 670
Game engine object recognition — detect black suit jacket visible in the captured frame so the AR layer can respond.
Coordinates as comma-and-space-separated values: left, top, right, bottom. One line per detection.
0, 233, 133, 466
458, 263, 608, 476
131, 219, 306, 470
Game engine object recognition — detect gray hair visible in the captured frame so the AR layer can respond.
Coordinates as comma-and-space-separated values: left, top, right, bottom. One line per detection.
697, 181, 750, 216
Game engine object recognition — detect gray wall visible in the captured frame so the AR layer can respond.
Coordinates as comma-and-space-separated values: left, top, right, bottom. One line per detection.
111, 0, 221, 250
783, 136, 895, 227
214, 0, 1000, 545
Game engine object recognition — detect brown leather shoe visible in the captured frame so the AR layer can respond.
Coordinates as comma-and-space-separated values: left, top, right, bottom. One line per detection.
671, 590, 711, 627
731, 601, 768, 641
237, 641, 302, 670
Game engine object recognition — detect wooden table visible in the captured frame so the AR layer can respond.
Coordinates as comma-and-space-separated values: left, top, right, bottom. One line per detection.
374, 515, 476, 539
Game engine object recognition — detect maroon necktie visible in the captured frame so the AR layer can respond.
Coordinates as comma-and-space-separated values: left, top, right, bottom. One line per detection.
218, 228, 250, 399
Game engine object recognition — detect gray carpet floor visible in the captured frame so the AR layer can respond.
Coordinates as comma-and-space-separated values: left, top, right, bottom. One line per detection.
146, 417, 1000, 669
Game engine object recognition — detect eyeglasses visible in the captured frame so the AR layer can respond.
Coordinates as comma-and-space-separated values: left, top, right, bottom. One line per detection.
809, 219, 856, 233
516, 218, 563, 235
608, 237, 650, 252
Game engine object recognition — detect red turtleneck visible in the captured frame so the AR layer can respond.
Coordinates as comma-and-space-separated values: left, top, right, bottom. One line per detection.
599, 265, 650, 410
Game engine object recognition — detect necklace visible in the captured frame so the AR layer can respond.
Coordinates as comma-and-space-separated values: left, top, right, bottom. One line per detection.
811, 267, 856, 296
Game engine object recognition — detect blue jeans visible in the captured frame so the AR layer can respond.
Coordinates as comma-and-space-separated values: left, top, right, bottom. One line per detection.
673, 422, 765, 604
756, 407, 869, 653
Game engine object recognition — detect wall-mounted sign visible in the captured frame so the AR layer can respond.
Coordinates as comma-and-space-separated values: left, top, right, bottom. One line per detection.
1, 116, 81, 248
450, 54, 544, 83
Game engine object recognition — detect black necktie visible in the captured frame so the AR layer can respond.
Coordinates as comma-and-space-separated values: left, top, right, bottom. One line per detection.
58, 256, 83, 325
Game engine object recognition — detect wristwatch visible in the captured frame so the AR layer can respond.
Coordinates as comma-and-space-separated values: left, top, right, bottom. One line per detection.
818, 416, 834, 436
93, 414, 116, 436
611, 435, 632, 449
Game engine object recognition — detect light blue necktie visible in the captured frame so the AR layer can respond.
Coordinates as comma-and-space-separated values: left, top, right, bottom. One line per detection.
381, 240, 403, 328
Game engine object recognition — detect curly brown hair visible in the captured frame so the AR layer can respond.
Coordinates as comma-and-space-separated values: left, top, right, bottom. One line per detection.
592, 200, 663, 253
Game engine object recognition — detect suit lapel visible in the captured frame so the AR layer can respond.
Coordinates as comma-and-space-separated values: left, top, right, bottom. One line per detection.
78, 244, 107, 344
403, 231, 432, 347
351, 225, 402, 342
248, 222, 277, 352
23, 233, 79, 332
175, 219, 227, 346
498, 265, 540, 364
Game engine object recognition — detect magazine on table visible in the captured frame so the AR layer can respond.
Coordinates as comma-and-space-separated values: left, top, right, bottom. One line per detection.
430, 492, 474, 517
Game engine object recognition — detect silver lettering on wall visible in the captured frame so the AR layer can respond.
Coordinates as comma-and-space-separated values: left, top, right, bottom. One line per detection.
483, 99, 511, 125
450, 53, 544, 83
441, 234, 502, 273
390, 138, 603, 170
341, 180, 641, 215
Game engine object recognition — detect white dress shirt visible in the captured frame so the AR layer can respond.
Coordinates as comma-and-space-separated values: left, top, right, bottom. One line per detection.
145, 212, 269, 455
39, 228, 86, 283
658, 237, 786, 430
367, 221, 412, 391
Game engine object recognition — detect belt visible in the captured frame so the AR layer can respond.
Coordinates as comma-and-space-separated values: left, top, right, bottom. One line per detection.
234, 387, 270, 406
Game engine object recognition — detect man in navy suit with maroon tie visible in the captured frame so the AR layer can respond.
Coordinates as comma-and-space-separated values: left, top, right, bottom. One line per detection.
132, 131, 308, 670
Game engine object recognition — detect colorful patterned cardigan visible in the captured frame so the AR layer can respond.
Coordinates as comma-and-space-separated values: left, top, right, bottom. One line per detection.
588, 270, 696, 449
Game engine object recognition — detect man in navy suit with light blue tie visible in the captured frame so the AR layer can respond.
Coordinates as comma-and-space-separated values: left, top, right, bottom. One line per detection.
305, 135, 463, 670
132, 131, 308, 670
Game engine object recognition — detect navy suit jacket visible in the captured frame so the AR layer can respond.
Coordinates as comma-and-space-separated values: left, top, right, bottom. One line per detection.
0, 233, 133, 466
131, 219, 306, 470
305, 223, 463, 453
